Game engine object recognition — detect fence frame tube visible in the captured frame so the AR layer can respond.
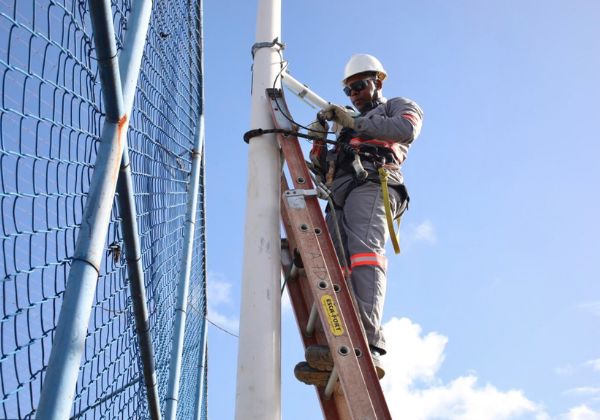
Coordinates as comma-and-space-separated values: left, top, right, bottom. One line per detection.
192, 3, 208, 418
164, 120, 205, 420
113, 1, 161, 419
193, 302, 209, 420
35, 1, 147, 418
164, 5, 206, 411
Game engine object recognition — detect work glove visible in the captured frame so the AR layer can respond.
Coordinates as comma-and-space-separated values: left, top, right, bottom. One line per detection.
321, 104, 355, 129
308, 120, 328, 172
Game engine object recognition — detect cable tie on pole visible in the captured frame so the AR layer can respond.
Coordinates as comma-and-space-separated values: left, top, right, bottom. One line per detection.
251, 37, 285, 59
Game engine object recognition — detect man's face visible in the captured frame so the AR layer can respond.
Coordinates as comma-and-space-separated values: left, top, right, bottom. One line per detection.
344, 73, 380, 113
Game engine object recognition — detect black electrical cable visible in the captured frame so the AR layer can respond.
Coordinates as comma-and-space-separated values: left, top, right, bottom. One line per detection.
246, 52, 377, 163
243, 127, 340, 144
270, 57, 336, 137
244, 56, 334, 146
207, 318, 239, 338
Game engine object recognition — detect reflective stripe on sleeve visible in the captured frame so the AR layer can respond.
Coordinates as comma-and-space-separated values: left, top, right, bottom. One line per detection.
350, 252, 387, 270
402, 112, 422, 138
401, 113, 419, 125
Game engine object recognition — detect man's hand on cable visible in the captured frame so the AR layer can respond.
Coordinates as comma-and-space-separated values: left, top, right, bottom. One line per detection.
308, 119, 329, 171
321, 104, 355, 129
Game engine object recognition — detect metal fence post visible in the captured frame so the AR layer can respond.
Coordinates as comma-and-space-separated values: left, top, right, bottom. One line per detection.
112, 1, 162, 419
164, 114, 206, 420
191, 3, 208, 416
164, 5, 206, 410
35, 1, 147, 418
193, 314, 209, 420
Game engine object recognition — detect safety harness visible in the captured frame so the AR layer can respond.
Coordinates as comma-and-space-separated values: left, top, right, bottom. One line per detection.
244, 113, 408, 255
329, 129, 408, 255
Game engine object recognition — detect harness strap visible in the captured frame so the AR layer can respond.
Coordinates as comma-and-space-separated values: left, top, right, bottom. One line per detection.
378, 167, 401, 255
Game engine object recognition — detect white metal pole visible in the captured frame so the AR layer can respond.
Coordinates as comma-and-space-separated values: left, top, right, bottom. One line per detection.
234, 0, 282, 418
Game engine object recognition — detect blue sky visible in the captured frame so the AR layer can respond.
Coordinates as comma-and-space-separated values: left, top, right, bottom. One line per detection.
203, 1, 600, 418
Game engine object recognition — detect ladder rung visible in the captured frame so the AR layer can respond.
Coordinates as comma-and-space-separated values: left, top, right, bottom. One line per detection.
324, 367, 339, 400
286, 264, 298, 283
305, 303, 318, 336
280, 241, 301, 294
281, 263, 299, 294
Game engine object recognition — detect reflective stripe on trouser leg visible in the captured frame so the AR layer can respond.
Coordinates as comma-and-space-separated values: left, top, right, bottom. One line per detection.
326, 180, 401, 354
350, 253, 388, 271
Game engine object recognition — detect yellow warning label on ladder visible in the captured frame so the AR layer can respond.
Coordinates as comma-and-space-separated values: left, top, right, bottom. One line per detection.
321, 295, 344, 336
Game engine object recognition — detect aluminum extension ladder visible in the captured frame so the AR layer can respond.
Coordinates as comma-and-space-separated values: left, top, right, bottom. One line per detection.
267, 88, 392, 420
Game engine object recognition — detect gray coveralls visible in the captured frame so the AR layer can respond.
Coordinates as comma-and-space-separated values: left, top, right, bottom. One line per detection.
326, 96, 423, 354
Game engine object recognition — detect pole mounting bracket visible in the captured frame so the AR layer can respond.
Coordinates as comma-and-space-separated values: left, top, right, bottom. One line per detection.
251, 37, 285, 59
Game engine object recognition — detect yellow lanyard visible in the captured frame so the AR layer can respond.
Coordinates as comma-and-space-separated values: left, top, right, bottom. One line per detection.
378, 167, 401, 254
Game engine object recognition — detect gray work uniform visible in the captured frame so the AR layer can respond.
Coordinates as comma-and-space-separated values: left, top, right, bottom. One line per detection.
326, 96, 423, 354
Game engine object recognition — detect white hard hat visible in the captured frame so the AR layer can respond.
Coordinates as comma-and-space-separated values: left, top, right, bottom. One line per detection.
342, 54, 387, 84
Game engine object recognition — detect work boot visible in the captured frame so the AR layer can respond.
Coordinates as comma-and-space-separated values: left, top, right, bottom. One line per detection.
370, 349, 385, 380
294, 361, 330, 387
305, 345, 385, 379
305, 345, 334, 371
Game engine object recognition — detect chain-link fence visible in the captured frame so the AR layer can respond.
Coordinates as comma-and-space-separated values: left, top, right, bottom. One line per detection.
0, 1, 207, 418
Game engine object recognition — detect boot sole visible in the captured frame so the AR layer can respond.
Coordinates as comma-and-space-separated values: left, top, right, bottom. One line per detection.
294, 362, 330, 387
306, 345, 385, 379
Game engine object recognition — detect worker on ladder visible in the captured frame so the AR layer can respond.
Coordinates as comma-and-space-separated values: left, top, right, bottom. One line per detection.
295, 54, 424, 385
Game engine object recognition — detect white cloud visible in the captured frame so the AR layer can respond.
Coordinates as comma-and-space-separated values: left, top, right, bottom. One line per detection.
403, 220, 437, 245
564, 387, 600, 397
555, 364, 576, 376
381, 318, 446, 389
207, 272, 239, 335
578, 302, 600, 317
561, 405, 600, 420
381, 317, 548, 420
586, 359, 600, 372
555, 358, 600, 377
207, 272, 233, 305
207, 306, 239, 334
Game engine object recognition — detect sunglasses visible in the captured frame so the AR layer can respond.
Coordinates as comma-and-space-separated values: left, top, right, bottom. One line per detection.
343, 78, 374, 96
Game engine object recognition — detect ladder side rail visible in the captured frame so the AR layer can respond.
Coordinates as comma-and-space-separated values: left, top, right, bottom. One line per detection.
312, 216, 391, 416
281, 164, 361, 420
281, 239, 343, 420
282, 177, 349, 420
271, 89, 392, 420
281, 193, 377, 419
303, 182, 390, 415
280, 179, 332, 350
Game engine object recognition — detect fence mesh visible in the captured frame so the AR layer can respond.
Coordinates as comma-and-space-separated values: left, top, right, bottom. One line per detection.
0, 1, 207, 419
